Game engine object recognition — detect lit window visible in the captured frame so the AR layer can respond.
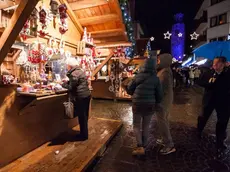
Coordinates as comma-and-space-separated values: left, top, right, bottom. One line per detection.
219, 14, 227, 25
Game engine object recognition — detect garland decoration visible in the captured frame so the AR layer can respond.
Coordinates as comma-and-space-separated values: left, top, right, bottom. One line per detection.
119, 0, 135, 58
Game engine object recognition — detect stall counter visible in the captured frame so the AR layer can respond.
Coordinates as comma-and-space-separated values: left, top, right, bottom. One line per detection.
0, 85, 78, 167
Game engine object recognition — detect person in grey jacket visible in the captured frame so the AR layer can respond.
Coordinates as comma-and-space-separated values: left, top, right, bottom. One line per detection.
126, 58, 163, 156
63, 58, 91, 140
156, 53, 176, 155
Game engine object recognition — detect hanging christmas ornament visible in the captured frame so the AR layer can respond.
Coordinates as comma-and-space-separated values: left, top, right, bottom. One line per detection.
190, 32, 199, 40
164, 31, 172, 39
50, 0, 58, 15
113, 48, 118, 57
82, 27, 88, 42
117, 47, 122, 57
38, 8, 49, 37
16, 50, 28, 66
50, 0, 58, 28
58, 4, 68, 34
20, 20, 30, 41
59, 38, 66, 55
30, 9, 38, 37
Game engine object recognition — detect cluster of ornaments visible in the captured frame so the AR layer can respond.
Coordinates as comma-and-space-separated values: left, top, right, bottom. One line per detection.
113, 47, 126, 57
20, 20, 30, 41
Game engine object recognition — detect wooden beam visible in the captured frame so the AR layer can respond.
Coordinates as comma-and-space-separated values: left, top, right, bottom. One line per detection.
0, 0, 39, 65
96, 41, 132, 48
12, 49, 22, 61
79, 14, 119, 26
94, 36, 125, 44
92, 51, 113, 77
90, 29, 124, 38
59, 0, 83, 33
109, 0, 128, 41
69, 0, 109, 11
0, 1, 14, 10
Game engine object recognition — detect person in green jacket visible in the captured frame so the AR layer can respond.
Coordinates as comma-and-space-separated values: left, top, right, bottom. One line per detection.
126, 57, 163, 156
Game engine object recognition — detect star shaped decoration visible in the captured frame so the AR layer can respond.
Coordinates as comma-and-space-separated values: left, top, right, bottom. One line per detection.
190, 32, 199, 40
150, 37, 155, 41
178, 33, 183, 37
164, 31, 172, 39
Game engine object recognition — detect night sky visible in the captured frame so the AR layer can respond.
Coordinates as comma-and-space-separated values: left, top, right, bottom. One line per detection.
135, 0, 202, 54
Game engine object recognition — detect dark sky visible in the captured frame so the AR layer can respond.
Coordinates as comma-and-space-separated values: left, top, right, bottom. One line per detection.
135, 0, 202, 54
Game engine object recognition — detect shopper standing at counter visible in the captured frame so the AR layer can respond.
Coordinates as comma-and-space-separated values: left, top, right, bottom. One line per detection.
63, 58, 91, 140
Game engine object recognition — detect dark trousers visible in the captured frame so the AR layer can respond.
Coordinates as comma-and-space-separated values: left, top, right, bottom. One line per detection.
74, 96, 91, 138
198, 101, 230, 148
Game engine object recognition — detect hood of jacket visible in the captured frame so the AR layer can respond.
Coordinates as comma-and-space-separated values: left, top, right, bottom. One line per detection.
157, 53, 172, 70
140, 58, 157, 73
67, 66, 81, 78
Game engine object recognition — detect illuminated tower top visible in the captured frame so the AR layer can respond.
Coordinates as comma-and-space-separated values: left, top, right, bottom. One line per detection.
174, 13, 184, 23
171, 13, 185, 60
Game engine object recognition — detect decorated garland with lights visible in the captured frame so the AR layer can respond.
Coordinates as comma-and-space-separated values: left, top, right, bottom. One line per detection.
119, 0, 135, 58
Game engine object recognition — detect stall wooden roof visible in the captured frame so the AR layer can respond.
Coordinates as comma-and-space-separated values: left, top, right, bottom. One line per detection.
67, 0, 130, 47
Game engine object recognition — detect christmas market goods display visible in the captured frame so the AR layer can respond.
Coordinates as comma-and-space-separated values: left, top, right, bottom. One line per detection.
74, 27, 96, 86
38, 2, 69, 37
20, 9, 38, 41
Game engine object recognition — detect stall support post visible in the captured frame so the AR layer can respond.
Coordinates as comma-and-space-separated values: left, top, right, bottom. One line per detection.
92, 51, 114, 77
0, 0, 39, 65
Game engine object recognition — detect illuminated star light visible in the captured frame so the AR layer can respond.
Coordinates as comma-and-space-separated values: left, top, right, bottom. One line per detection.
190, 32, 199, 40
164, 31, 172, 39
178, 33, 183, 37
150, 37, 155, 41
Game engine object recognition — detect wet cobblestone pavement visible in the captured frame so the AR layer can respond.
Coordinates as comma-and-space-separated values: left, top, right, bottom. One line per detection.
90, 87, 230, 172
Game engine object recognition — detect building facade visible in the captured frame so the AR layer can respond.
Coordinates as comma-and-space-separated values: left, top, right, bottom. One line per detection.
195, 0, 230, 43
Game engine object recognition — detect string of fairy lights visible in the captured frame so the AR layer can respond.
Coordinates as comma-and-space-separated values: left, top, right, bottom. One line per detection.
118, 0, 199, 58
149, 31, 200, 40
119, 0, 135, 58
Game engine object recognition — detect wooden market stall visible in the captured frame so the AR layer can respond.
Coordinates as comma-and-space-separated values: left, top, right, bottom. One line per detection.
69, 0, 134, 101
0, 0, 83, 167
0, 0, 128, 168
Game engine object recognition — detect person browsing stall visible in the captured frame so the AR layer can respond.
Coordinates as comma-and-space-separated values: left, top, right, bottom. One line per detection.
63, 58, 91, 140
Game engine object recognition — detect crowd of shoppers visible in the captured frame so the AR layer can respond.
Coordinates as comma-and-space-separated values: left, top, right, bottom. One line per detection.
61, 54, 230, 158
124, 54, 230, 157
124, 54, 176, 156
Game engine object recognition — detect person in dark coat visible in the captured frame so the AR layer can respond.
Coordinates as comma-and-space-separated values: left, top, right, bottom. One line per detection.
63, 58, 91, 140
197, 56, 230, 154
125, 58, 163, 156
156, 54, 176, 155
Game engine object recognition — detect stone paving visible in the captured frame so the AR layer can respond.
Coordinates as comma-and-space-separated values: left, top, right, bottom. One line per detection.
90, 87, 230, 172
